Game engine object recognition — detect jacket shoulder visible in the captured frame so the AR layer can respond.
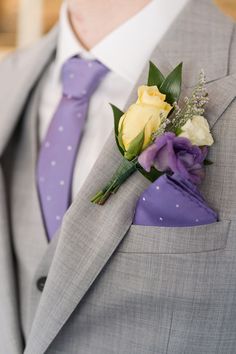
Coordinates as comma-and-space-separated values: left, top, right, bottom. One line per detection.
0, 27, 58, 156
0, 46, 32, 74
0, 26, 58, 77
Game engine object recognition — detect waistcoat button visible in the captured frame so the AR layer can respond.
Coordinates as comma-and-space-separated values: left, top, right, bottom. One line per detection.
37, 276, 47, 292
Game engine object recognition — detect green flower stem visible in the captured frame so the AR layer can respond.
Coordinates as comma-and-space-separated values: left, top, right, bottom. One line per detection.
91, 158, 138, 205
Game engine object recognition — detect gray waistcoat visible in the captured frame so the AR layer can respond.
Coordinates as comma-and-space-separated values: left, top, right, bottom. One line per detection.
3, 73, 58, 338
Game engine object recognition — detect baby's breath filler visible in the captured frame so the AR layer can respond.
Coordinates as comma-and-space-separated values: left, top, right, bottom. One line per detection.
153, 113, 171, 139
170, 70, 209, 132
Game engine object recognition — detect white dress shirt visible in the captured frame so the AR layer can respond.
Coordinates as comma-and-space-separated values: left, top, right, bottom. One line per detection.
39, 0, 189, 199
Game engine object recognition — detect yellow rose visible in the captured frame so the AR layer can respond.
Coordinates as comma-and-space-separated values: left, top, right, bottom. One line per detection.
137, 85, 171, 111
179, 115, 214, 146
119, 86, 172, 157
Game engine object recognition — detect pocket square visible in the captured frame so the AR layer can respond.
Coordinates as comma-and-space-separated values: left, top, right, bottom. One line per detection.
133, 174, 218, 227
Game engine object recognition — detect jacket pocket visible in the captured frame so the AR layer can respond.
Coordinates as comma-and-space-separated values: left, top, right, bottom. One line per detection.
118, 220, 231, 254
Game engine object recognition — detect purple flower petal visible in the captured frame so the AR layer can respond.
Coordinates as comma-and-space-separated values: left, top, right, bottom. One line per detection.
138, 132, 208, 185
138, 144, 159, 172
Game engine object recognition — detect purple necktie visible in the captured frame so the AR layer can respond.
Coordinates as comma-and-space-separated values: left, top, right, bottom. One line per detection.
37, 57, 108, 241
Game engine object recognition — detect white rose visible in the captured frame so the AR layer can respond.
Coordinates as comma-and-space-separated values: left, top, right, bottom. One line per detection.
179, 115, 214, 146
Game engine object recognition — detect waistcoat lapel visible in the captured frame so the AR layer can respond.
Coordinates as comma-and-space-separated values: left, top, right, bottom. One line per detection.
4, 73, 52, 337
25, 1, 236, 353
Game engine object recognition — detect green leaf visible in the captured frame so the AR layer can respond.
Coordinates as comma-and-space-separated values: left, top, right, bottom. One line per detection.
175, 127, 183, 136
110, 104, 124, 136
118, 131, 125, 152
160, 62, 183, 104
137, 164, 163, 182
204, 159, 213, 166
124, 130, 145, 161
110, 104, 125, 155
148, 61, 165, 87
117, 118, 126, 152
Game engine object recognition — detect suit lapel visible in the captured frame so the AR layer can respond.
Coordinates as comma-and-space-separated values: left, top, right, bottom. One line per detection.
205, 75, 236, 128
156, 0, 234, 87
25, 1, 236, 353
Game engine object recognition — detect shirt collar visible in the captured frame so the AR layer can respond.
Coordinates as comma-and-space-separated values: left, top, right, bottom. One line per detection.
56, 0, 189, 84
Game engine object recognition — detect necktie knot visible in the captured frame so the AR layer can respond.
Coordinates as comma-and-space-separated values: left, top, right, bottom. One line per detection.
61, 57, 109, 99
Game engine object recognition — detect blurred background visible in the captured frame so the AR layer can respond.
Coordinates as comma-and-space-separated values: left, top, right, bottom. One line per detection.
0, 0, 235, 59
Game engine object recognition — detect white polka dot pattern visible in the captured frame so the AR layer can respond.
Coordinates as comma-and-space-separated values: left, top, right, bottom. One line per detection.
133, 174, 218, 227
36, 57, 108, 241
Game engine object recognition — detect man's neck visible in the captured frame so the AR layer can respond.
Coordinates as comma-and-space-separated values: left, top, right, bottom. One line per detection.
67, 0, 151, 50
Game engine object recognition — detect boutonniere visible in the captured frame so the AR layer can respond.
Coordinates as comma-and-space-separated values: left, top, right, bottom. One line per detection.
91, 62, 213, 205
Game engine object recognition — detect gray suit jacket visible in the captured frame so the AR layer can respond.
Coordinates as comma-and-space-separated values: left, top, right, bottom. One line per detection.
0, 1, 236, 353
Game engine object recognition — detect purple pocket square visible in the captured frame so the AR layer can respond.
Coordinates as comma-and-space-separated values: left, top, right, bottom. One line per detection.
133, 174, 218, 227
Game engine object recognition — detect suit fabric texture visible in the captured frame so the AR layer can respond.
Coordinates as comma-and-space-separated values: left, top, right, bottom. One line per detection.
0, 1, 236, 353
